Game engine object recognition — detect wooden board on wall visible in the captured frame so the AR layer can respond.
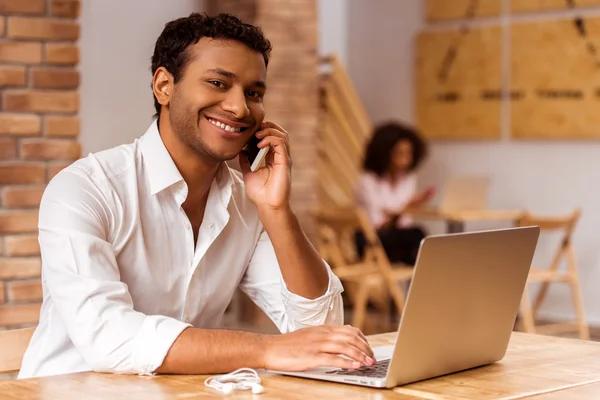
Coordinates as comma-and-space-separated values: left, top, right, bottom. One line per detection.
426, 0, 502, 21
511, 18, 600, 139
416, 26, 502, 140
512, 0, 600, 14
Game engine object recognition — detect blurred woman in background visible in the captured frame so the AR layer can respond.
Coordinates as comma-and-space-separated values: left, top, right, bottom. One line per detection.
355, 122, 433, 265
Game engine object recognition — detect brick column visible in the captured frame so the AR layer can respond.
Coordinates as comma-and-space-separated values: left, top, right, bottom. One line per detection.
207, 0, 320, 239
0, 0, 80, 329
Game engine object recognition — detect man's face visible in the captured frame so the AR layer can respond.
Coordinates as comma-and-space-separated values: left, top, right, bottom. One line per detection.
167, 38, 267, 163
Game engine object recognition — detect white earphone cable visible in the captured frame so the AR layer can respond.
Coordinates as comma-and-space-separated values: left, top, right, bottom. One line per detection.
204, 367, 264, 394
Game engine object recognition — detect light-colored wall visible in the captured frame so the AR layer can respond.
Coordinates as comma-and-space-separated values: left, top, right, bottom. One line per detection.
321, 0, 600, 325
79, 0, 204, 154
318, 0, 348, 66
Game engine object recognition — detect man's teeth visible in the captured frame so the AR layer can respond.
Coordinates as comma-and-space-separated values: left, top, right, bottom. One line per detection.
208, 118, 242, 133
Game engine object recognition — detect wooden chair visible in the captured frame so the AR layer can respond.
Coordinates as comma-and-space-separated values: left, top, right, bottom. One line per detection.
314, 207, 414, 333
517, 209, 590, 340
0, 327, 35, 374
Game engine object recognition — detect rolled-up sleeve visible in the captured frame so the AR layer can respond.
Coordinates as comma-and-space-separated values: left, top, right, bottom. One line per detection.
239, 230, 344, 333
39, 169, 190, 375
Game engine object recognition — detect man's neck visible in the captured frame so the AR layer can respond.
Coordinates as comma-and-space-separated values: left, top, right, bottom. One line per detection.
157, 115, 219, 202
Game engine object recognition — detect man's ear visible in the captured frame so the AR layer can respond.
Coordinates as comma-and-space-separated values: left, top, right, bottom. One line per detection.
153, 67, 173, 108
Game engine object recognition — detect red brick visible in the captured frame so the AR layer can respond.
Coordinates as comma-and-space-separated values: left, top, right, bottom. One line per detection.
47, 161, 71, 180
0, 114, 41, 136
0, 282, 4, 304
0, 162, 45, 184
51, 0, 80, 18
5, 235, 40, 257
7, 280, 42, 302
0, 138, 16, 160
0, 41, 42, 64
2, 187, 45, 208
0, 303, 40, 326
0, 257, 41, 279
21, 139, 80, 161
0, 211, 38, 234
31, 68, 79, 89
0, 18, 5, 37
44, 43, 78, 65
4, 91, 79, 113
7, 17, 79, 41
45, 116, 78, 137
0, 0, 45, 14
0, 66, 25, 87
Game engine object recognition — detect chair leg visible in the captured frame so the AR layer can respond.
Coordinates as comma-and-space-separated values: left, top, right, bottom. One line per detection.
566, 247, 590, 340
520, 288, 536, 334
570, 280, 590, 340
532, 249, 563, 318
352, 283, 370, 333
531, 281, 550, 320
386, 281, 406, 321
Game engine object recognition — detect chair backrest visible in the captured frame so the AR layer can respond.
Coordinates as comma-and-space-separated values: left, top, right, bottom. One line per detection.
313, 207, 396, 275
518, 209, 580, 240
317, 54, 373, 211
0, 327, 35, 374
313, 207, 362, 266
517, 209, 581, 270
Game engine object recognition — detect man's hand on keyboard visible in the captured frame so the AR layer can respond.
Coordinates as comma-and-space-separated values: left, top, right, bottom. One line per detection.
261, 325, 376, 372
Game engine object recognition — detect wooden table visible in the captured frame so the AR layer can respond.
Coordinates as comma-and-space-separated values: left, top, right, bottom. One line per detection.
527, 381, 600, 399
1, 332, 599, 399
406, 208, 524, 233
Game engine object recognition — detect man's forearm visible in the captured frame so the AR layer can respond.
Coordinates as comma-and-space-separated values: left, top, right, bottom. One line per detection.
258, 206, 329, 299
156, 327, 267, 374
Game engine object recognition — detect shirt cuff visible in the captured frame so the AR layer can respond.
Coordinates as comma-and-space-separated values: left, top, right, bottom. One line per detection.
280, 262, 344, 329
133, 316, 192, 375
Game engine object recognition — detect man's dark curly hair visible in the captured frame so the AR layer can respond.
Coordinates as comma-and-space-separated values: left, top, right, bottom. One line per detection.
363, 122, 428, 177
150, 13, 272, 117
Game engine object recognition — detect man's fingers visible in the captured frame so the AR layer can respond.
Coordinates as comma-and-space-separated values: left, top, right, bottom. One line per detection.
257, 136, 291, 166
328, 326, 374, 359
319, 341, 373, 366
328, 333, 375, 361
255, 127, 290, 152
314, 354, 361, 370
342, 325, 370, 348
260, 121, 288, 135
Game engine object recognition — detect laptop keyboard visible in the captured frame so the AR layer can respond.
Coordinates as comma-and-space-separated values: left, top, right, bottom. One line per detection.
326, 358, 390, 378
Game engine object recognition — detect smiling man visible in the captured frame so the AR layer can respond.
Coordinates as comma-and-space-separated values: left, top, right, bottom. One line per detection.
18, 13, 375, 378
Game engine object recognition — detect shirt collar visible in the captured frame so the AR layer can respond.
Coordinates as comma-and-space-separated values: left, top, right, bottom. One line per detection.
138, 119, 236, 199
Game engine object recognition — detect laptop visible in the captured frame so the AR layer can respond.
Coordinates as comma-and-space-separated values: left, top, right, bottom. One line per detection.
279, 226, 540, 388
439, 176, 490, 211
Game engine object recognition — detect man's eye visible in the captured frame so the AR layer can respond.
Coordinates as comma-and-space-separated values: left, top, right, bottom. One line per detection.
246, 90, 263, 99
209, 81, 224, 88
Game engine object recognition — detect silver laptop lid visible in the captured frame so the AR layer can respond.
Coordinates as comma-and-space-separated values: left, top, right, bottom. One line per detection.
386, 227, 540, 388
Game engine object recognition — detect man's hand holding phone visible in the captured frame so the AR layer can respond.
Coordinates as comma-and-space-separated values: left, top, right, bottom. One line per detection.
239, 121, 292, 211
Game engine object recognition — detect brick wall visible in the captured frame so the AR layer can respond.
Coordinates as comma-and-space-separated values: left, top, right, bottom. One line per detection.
207, 0, 320, 239
0, 0, 80, 329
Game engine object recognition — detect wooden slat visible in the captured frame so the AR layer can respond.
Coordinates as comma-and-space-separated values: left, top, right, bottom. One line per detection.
0, 327, 35, 373
317, 54, 373, 212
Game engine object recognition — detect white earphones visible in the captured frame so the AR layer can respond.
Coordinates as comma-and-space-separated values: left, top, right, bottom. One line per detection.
204, 368, 264, 395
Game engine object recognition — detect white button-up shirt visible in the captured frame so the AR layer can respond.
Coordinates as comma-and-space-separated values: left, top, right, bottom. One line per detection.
19, 121, 344, 379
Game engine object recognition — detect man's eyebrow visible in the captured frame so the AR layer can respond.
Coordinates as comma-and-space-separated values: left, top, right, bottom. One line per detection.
253, 80, 266, 90
205, 68, 237, 79
205, 68, 266, 89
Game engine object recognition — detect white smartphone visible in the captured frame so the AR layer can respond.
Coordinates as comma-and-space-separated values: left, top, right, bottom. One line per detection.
244, 135, 269, 172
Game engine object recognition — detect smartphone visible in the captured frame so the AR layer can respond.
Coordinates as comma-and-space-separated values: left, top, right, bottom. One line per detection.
243, 135, 269, 172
